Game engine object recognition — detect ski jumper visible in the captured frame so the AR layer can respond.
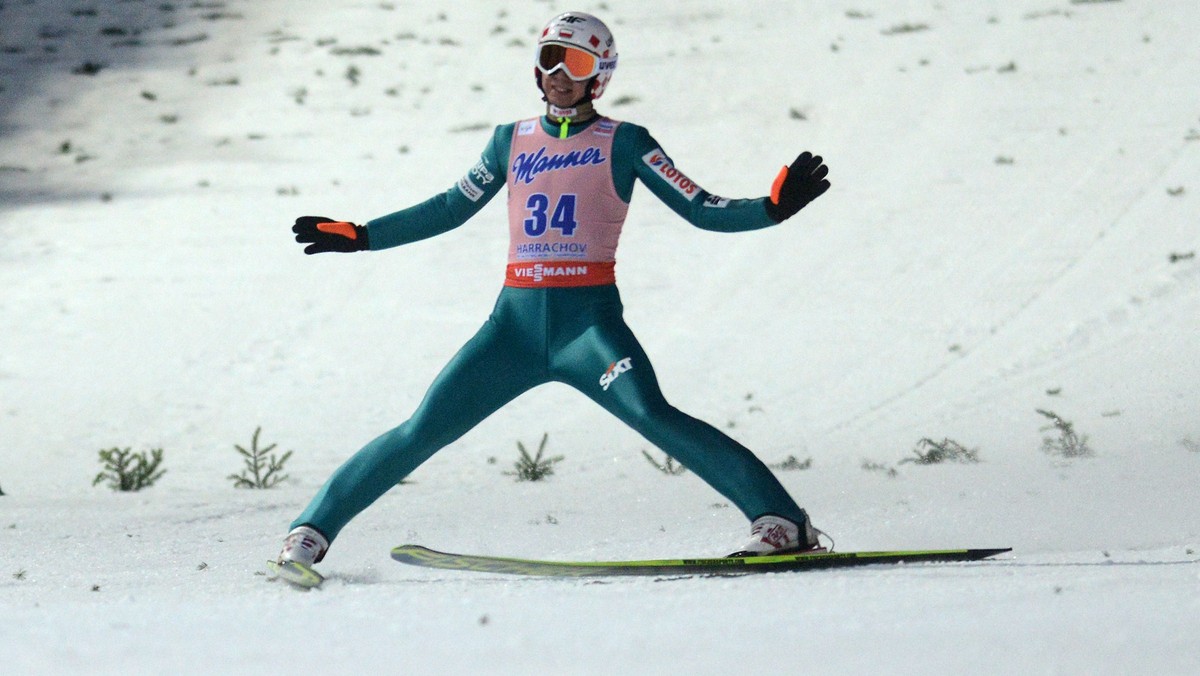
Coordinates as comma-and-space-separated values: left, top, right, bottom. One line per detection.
292, 116, 806, 542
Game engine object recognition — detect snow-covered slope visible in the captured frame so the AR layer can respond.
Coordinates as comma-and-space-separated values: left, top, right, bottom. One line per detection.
2, 1, 1198, 673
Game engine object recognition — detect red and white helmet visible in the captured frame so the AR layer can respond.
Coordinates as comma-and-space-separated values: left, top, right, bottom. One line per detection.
535, 12, 618, 101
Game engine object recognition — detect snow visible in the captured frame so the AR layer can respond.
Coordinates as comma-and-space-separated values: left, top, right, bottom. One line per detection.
2, 0, 1199, 673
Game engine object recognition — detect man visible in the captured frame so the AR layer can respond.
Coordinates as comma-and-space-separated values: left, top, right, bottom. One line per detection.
280, 11, 831, 576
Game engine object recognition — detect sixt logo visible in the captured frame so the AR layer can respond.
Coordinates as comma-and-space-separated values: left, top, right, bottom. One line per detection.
512, 146, 608, 185
642, 148, 699, 201
599, 357, 633, 391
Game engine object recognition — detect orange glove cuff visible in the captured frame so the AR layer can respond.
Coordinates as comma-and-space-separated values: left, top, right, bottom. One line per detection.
770, 165, 788, 205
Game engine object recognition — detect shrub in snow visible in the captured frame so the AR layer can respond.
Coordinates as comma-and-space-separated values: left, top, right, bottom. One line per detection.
881, 22, 930, 35
228, 427, 292, 489
861, 460, 898, 478
505, 433, 562, 482
643, 450, 687, 475
770, 455, 813, 471
1037, 409, 1094, 458
900, 438, 981, 465
93, 447, 166, 491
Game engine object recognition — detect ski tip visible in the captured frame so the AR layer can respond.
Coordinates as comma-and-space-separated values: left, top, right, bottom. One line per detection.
267, 559, 325, 589
392, 544, 443, 560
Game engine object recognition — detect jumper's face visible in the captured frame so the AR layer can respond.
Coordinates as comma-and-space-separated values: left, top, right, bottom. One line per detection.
540, 69, 588, 108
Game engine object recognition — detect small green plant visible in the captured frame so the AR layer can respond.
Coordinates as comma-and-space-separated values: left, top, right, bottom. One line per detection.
881, 22, 930, 35
861, 460, 898, 478
228, 427, 293, 489
642, 450, 687, 475
1037, 409, 1094, 458
505, 433, 562, 482
93, 447, 166, 491
770, 455, 813, 471
900, 438, 981, 465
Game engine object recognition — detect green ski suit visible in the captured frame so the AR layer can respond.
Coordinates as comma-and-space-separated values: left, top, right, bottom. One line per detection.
292, 116, 808, 542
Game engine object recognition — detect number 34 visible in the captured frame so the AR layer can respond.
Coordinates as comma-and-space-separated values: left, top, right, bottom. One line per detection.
523, 193, 579, 237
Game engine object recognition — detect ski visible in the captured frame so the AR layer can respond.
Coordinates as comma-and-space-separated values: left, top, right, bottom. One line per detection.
266, 559, 324, 588
390, 544, 1012, 578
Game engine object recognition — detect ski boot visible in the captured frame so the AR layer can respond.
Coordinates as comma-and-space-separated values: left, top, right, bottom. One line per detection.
268, 525, 329, 588
727, 512, 827, 557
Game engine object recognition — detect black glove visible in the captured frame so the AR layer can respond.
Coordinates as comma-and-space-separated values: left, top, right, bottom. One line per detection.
292, 216, 369, 254
764, 152, 830, 223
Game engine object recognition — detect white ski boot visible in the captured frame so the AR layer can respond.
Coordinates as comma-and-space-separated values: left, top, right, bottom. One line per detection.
727, 512, 826, 557
277, 525, 328, 566
269, 526, 329, 588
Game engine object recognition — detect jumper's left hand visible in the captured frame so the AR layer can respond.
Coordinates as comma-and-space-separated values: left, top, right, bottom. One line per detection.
765, 152, 830, 223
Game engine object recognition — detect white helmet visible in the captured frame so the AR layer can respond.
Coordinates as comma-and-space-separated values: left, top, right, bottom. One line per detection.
535, 12, 618, 101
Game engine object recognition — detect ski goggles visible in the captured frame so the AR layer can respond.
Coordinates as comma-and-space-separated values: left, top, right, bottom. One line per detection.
536, 43, 601, 81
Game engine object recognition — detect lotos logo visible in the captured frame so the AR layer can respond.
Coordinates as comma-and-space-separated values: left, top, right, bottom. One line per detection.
599, 357, 633, 391
512, 146, 608, 185
642, 148, 699, 201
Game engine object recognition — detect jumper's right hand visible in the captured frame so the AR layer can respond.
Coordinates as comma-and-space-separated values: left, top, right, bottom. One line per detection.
292, 216, 368, 254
